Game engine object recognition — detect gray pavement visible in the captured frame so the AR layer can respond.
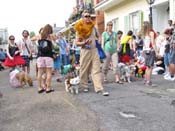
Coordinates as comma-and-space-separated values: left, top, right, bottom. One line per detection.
0, 60, 175, 131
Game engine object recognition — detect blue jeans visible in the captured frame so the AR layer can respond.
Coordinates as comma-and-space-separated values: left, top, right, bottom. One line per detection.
75, 54, 80, 64
61, 54, 67, 65
66, 55, 70, 65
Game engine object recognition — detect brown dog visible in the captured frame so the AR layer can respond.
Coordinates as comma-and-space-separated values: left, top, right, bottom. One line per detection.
15, 72, 33, 87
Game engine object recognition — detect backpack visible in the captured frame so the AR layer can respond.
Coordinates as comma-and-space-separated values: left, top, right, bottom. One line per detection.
38, 39, 52, 53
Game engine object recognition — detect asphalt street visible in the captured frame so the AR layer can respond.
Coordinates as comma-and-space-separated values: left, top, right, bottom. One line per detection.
0, 60, 175, 131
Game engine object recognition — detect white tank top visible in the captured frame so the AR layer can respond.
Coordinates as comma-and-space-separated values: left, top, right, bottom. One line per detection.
143, 36, 151, 51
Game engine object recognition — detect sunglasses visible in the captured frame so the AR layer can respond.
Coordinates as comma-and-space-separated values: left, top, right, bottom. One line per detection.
84, 15, 91, 18
10, 39, 15, 40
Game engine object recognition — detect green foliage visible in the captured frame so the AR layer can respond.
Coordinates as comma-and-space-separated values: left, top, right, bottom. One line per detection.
29, 31, 36, 38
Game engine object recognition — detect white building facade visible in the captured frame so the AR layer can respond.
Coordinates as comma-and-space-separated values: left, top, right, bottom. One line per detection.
95, 0, 175, 35
0, 28, 8, 49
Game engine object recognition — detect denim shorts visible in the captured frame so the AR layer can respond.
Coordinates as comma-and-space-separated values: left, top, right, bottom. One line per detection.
21, 55, 30, 67
164, 53, 170, 66
170, 49, 175, 64
144, 50, 156, 67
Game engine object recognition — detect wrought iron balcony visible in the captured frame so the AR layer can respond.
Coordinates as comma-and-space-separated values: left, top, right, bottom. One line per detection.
68, 3, 95, 24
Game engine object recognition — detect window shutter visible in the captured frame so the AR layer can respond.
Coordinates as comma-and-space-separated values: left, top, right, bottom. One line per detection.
124, 15, 129, 34
138, 11, 144, 32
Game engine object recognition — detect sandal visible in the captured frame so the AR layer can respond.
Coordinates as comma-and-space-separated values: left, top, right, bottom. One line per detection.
38, 88, 45, 94
45, 88, 54, 93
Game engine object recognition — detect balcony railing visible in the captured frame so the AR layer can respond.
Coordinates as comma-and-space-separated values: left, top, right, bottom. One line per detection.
68, 3, 95, 24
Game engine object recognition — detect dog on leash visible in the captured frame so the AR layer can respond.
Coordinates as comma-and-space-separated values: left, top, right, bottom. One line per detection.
65, 75, 80, 94
135, 65, 146, 78
15, 72, 33, 87
118, 63, 136, 83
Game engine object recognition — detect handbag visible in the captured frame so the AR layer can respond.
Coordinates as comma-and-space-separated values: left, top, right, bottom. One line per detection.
24, 41, 33, 61
95, 40, 106, 59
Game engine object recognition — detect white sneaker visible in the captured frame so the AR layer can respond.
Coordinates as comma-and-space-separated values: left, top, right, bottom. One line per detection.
97, 90, 109, 96
164, 73, 170, 79
164, 76, 175, 81
170, 76, 175, 81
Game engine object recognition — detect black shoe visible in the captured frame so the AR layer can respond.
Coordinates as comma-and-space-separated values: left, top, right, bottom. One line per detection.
88, 80, 91, 83
56, 78, 62, 82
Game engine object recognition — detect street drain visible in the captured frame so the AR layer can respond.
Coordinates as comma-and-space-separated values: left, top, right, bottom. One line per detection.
119, 111, 136, 118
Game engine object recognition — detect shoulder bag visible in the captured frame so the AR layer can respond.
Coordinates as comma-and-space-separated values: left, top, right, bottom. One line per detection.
24, 40, 33, 60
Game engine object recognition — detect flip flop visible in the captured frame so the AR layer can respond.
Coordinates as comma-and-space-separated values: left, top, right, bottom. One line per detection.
38, 88, 45, 94
46, 89, 54, 93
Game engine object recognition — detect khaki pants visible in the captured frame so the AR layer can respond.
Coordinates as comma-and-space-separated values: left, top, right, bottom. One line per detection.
80, 48, 103, 92
103, 51, 119, 76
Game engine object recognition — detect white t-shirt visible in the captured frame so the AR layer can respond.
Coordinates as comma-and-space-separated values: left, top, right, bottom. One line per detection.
159, 40, 166, 57
143, 36, 151, 51
18, 39, 32, 56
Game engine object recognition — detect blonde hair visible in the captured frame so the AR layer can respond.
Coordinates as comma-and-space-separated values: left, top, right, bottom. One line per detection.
107, 21, 113, 26
139, 21, 152, 37
40, 24, 53, 39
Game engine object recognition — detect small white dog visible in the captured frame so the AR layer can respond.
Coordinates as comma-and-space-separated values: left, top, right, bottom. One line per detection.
65, 76, 80, 94
118, 63, 136, 83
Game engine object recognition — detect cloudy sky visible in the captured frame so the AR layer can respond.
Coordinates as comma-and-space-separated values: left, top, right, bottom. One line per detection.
0, 0, 75, 40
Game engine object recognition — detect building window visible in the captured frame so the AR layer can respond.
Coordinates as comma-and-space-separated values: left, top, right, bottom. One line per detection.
129, 11, 139, 34
112, 18, 119, 32
124, 11, 143, 35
